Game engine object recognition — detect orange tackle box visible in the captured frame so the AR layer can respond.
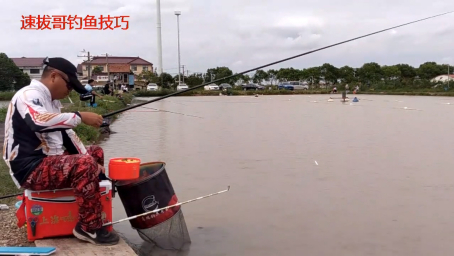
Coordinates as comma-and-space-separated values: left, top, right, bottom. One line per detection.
17, 180, 113, 242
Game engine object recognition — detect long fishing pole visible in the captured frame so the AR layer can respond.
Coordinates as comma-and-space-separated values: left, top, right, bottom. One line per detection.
103, 186, 230, 226
102, 11, 453, 118
0, 192, 21, 200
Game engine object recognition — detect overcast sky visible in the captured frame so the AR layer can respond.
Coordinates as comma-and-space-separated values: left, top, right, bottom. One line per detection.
1, 0, 453, 76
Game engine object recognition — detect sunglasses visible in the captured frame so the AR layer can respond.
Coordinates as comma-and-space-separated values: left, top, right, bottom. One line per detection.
54, 72, 73, 91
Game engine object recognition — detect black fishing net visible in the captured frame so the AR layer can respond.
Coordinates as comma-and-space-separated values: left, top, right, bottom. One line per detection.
116, 162, 191, 251
136, 208, 191, 250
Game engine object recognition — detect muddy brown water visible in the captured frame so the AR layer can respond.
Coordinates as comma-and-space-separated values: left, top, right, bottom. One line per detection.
99, 94, 454, 256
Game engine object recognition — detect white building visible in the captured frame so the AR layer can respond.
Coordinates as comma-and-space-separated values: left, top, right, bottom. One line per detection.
10, 57, 45, 80
431, 74, 454, 83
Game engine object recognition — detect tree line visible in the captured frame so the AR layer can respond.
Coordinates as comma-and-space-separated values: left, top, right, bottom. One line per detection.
0, 51, 451, 92
0, 53, 31, 91
140, 62, 453, 90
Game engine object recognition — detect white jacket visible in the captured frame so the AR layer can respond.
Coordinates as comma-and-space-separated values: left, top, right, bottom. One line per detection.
3, 79, 86, 188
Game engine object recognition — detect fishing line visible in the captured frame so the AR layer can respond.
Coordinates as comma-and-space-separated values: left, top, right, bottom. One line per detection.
139, 106, 204, 118
101, 11, 453, 119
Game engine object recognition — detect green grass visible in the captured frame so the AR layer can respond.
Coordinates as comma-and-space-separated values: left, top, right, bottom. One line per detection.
0, 92, 133, 203
356, 91, 454, 96
62, 92, 133, 143
1, 87, 454, 101
0, 91, 15, 101
0, 107, 7, 122
0, 160, 20, 203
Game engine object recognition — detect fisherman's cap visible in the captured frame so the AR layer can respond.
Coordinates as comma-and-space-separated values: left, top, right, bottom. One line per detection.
43, 57, 88, 94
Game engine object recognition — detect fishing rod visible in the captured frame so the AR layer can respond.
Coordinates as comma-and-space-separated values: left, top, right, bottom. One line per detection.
0, 192, 21, 200
103, 186, 230, 226
101, 11, 454, 119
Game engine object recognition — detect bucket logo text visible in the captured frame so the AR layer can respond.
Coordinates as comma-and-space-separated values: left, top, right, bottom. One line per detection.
142, 195, 159, 212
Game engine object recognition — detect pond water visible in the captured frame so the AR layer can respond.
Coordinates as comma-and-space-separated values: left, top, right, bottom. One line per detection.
99, 94, 454, 256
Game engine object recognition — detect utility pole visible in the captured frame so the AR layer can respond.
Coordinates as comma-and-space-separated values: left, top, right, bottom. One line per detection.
100, 53, 111, 87
106, 53, 109, 83
175, 11, 181, 85
448, 64, 450, 88
156, 0, 163, 75
104, 53, 109, 82
77, 50, 91, 79
182, 65, 185, 84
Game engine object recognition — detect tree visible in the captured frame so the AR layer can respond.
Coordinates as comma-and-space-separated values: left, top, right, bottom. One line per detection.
92, 66, 103, 75
276, 68, 302, 81
206, 67, 234, 84
185, 73, 204, 88
0, 53, 31, 91
267, 69, 278, 85
302, 67, 321, 85
417, 62, 445, 80
357, 62, 383, 84
395, 64, 417, 80
233, 73, 251, 85
338, 66, 356, 84
173, 73, 188, 84
381, 65, 401, 81
253, 69, 269, 84
138, 70, 158, 84
157, 72, 174, 89
320, 63, 339, 85
14, 72, 30, 91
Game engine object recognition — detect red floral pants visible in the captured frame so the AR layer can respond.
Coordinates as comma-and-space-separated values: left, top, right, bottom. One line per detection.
22, 145, 106, 232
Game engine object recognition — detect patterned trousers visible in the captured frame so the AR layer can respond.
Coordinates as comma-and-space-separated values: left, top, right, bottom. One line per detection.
22, 145, 106, 232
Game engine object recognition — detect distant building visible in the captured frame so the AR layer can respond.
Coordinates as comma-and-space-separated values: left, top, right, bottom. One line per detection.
79, 56, 154, 89
431, 74, 454, 83
10, 57, 45, 80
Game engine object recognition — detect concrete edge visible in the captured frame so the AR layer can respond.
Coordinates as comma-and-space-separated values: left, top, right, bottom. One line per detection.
34, 236, 137, 255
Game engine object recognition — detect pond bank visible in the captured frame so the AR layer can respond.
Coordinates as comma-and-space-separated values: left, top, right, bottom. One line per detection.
133, 89, 454, 98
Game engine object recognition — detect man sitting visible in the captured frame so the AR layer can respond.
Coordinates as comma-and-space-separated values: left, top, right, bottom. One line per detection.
80, 79, 103, 106
2, 57, 119, 245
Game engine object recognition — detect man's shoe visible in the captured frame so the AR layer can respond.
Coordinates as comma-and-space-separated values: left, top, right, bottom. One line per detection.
73, 222, 120, 246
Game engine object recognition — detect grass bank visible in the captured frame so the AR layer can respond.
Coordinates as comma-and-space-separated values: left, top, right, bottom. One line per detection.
0, 92, 133, 203
1, 88, 454, 101
134, 89, 333, 97
133, 88, 454, 97
356, 91, 454, 96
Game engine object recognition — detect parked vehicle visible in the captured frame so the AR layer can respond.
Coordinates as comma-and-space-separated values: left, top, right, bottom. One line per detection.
219, 83, 232, 90
204, 84, 220, 90
278, 81, 309, 90
242, 83, 264, 91
146, 83, 159, 91
176, 83, 189, 91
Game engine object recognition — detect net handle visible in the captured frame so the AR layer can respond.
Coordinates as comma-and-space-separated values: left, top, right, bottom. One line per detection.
103, 186, 230, 226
